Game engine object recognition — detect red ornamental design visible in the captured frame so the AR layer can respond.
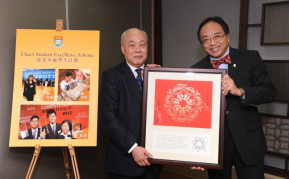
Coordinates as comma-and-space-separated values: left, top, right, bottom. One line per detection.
164, 84, 203, 122
154, 79, 212, 129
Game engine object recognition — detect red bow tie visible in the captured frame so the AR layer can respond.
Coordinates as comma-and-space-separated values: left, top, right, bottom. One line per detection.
211, 54, 231, 69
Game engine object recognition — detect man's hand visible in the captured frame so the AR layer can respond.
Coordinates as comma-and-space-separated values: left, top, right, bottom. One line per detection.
221, 74, 243, 96
131, 146, 153, 166
18, 130, 22, 139
142, 64, 161, 75
40, 129, 46, 139
146, 64, 161, 68
191, 166, 205, 171
72, 132, 78, 138
61, 89, 68, 94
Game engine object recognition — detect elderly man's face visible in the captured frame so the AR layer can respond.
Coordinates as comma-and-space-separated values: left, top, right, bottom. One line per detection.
121, 29, 147, 68
200, 21, 230, 59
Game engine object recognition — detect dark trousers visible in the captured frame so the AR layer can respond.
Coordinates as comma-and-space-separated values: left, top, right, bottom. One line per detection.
26, 94, 34, 101
208, 130, 265, 179
108, 165, 160, 179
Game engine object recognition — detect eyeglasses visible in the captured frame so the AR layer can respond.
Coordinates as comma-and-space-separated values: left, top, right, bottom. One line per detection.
201, 34, 226, 44
31, 120, 39, 123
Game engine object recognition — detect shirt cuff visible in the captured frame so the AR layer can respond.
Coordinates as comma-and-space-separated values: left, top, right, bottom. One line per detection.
128, 143, 138, 153
240, 94, 245, 104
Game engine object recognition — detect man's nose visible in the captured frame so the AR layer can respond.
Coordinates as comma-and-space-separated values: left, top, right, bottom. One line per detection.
135, 45, 141, 52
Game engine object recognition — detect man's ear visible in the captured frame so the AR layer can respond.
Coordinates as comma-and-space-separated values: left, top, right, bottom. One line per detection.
227, 34, 230, 43
121, 45, 125, 55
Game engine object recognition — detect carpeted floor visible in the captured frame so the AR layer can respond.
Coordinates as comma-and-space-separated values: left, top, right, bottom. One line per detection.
160, 169, 286, 179
264, 173, 286, 179
160, 169, 197, 179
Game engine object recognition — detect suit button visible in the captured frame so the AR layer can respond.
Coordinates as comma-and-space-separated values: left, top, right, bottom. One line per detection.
226, 111, 230, 114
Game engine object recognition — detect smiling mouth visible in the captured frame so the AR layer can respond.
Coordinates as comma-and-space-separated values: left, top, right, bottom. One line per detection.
211, 46, 219, 53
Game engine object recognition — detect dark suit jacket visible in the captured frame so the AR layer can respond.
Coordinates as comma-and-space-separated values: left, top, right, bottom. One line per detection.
23, 81, 36, 100
192, 47, 276, 166
43, 123, 61, 139
23, 128, 41, 139
100, 61, 163, 177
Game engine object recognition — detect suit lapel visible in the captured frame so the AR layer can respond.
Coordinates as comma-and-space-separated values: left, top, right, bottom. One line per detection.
37, 128, 41, 138
226, 47, 240, 107
198, 48, 240, 109
201, 56, 214, 68
48, 124, 55, 137
120, 62, 142, 102
56, 123, 61, 133
228, 47, 240, 82
28, 129, 33, 139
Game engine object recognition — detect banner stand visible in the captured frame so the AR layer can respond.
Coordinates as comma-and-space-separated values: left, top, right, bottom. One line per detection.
68, 144, 80, 179
63, 146, 72, 179
56, 19, 64, 31
25, 144, 80, 179
25, 20, 80, 179
25, 144, 41, 179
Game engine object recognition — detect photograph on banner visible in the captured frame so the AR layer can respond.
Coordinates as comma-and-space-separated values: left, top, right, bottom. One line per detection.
57, 69, 90, 101
19, 105, 89, 140
22, 69, 55, 101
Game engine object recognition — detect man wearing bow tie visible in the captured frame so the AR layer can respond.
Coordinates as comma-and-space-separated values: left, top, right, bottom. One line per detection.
191, 16, 276, 179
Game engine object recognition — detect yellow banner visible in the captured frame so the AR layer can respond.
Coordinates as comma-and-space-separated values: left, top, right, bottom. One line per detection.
10, 29, 100, 147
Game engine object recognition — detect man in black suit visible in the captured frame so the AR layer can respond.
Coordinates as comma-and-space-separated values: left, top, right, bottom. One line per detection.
100, 28, 163, 179
191, 16, 276, 179
43, 109, 61, 139
23, 115, 45, 139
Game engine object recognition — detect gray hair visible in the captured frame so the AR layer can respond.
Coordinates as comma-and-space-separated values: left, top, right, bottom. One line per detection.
120, 28, 148, 45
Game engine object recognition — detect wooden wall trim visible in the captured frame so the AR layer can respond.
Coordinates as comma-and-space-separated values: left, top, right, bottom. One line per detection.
247, 23, 261, 27
264, 166, 289, 179
239, 1, 289, 178
152, 0, 162, 65
239, 0, 249, 49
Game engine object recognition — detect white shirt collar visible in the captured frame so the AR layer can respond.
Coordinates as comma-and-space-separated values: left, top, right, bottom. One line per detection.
126, 61, 145, 78
50, 123, 56, 128
60, 131, 72, 136
31, 128, 38, 133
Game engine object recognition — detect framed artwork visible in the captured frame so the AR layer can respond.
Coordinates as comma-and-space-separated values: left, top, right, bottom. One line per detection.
141, 67, 226, 169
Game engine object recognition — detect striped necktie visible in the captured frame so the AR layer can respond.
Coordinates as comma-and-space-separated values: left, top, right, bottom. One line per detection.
135, 68, 143, 91
34, 131, 37, 139
53, 125, 55, 135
